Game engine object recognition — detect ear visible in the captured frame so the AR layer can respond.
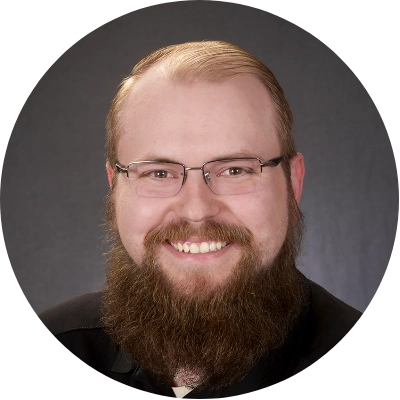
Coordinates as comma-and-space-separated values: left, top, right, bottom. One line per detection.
289, 153, 305, 204
106, 161, 114, 189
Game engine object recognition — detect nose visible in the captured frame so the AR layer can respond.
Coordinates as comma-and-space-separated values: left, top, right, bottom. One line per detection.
174, 169, 221, 222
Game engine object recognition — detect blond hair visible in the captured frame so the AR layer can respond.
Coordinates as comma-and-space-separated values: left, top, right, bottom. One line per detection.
106, 41, 295, 168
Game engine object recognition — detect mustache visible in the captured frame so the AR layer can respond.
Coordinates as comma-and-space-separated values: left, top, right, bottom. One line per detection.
144, 219, 254, 249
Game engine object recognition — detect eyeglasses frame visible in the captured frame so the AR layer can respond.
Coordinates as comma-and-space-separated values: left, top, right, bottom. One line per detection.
115, 156, 284, 195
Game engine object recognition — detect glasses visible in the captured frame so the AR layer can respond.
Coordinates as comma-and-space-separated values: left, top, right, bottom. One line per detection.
115, 156, 284, 198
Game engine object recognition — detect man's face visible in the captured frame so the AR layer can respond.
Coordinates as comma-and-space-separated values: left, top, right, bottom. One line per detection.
107, 70, 304, 293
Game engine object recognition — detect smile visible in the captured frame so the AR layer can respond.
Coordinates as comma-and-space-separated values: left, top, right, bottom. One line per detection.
168, 240, 228, 254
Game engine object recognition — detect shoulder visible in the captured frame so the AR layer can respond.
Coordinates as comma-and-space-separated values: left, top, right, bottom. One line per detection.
308, 280, 362, 333
39, 291, 104, 335
300, 280, 362, 363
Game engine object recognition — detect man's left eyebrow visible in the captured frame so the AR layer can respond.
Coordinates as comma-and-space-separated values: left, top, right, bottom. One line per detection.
133, 152, 266, 163
211, 152, 264, 160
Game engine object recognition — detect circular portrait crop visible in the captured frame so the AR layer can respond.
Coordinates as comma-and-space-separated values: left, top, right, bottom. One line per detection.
1, 1, 398, 399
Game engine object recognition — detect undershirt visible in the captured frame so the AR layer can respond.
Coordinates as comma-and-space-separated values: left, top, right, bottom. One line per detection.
171, 386, 194, 398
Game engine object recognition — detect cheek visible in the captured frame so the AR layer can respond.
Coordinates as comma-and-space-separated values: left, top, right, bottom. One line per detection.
230, 184, 288, 259
114, 187, 167, 261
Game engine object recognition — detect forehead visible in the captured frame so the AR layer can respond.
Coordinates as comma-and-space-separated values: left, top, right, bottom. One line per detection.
118, 70, 280, 164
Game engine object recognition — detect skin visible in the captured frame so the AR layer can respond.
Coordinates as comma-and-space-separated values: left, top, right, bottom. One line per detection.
106, 69, 305, 292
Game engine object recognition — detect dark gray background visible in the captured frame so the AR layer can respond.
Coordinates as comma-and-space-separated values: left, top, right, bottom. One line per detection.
1, 1, 397, 314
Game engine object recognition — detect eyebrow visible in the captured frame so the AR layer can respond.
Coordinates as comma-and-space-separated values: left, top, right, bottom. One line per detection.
131, 151, 267, 164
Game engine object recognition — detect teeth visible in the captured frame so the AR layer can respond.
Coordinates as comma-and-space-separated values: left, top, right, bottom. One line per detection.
189, 243, 200, 254
170, 240, 229, 254
199, 242, 209, 253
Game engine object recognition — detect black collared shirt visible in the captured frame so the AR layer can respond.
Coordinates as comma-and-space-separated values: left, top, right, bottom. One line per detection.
39, 279, 361, 397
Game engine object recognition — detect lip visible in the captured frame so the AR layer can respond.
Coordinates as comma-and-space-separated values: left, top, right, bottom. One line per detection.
161, 240, 233, 262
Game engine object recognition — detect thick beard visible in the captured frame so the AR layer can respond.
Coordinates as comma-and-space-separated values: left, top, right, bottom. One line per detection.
102, 188, 306, 391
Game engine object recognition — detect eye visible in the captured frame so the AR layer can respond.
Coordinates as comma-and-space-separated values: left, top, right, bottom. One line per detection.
143, 169, 175, 180
228, 167, 243, 176
219, 166, 253, 177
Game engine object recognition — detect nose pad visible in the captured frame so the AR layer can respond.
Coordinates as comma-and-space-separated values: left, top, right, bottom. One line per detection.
181, 171, 187, 185
204, 171, 212, 187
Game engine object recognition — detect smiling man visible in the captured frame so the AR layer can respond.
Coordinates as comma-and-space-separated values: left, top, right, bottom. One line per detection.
40, 41, 361, 397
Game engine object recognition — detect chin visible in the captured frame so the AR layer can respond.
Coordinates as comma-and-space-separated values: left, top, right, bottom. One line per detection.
159, 262, 238, 298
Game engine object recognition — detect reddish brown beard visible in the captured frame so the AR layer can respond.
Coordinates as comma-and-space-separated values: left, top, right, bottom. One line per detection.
102, 191, 306, 391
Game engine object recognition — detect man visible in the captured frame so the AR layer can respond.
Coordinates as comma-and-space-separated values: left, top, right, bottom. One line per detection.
40, 41, 361, 398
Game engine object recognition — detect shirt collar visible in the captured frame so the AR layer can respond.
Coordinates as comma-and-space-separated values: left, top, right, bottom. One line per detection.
111, 348, 136, 373
111, 347, 178, 396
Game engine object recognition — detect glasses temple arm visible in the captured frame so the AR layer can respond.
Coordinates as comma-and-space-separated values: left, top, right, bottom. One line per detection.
261, 156, 284, 168
115, 163, 129, 177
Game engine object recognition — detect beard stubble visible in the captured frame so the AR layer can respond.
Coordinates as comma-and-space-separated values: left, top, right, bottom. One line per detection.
102, 189, 307, 391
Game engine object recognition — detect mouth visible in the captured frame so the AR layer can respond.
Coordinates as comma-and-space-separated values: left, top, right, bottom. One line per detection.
168, 240, 229, 254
